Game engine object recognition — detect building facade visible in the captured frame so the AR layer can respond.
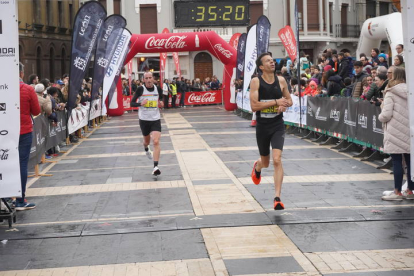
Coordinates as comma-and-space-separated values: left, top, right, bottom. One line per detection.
83, 0, 396, 81
18, 0, 80, 82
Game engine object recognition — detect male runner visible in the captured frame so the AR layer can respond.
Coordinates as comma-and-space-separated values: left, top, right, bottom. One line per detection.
250, 52, 293, 210
131, 72, 164, 176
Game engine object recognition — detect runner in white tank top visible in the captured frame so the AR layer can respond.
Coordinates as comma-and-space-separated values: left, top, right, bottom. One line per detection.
131, 72, 164, 176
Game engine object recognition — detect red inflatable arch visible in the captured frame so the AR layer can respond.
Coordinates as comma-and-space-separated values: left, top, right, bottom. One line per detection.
108, 31, 237, 116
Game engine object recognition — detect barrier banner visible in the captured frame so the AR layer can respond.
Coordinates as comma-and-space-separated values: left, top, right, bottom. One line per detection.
307, 97, 330, 130
284, 95, 307, 125
236, 90, 243, 110
68, 1, 106, 114
45, 112, 67, 150
91, 15, 126, 102
28, 116, 48, 169
344, 98, 359, 138
355, 100, 384, 148
89, 99, 102, 120
168, 94, 181, 108
185, 91, 222, 105
242, 90, 252, 113
0, 1, 21, 197
68, 104, 89, 134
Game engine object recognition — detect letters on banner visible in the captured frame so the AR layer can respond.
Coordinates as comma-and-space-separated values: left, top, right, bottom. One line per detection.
283, 95, 307, 125
0, 1, 21, 198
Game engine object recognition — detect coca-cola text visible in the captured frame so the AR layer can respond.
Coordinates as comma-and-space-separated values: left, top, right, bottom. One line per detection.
145, 36, 188, 50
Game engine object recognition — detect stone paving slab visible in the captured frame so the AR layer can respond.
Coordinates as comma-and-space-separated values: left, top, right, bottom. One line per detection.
0, 230, 208, 271
225, 256, 304, 275
324, 271, 414, 276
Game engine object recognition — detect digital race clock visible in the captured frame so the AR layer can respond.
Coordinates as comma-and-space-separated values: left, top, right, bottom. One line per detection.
174, 0, 250, 28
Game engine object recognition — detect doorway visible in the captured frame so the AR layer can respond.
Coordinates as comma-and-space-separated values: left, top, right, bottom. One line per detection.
194, 52, 213, 82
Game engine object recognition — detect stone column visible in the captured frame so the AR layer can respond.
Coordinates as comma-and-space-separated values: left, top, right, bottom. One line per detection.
303, 0, 308, 35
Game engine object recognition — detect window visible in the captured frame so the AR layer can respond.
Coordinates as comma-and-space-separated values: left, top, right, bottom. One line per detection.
249, 1, 263, 26
140, 4, 158, 34
114, 0, 121, 14
50, 47, 55, 81
46, 0, 52, 26
307, 0, 319, 31
69, 4, 74, 28
366, 0, 376, 19
58, 1, 63, 27
380, 2, 389, 16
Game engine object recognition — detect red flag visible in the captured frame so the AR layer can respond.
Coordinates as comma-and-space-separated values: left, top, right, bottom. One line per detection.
278, 25, 297, 62
173, 52, 181, 78
127, 60, 132, 95
229, 33, 241, 50
160, 28, 169, 84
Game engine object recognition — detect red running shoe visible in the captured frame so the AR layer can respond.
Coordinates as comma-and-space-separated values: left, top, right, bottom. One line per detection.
251, 161, 261, 185
274, 197, 285, 210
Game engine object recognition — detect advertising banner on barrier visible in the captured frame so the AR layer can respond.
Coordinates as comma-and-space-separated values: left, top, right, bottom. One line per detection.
284, 95, 307, 125
306, 97, 384, 148
68, 1, 106, 114
236, 90, 243, 110
185, 91, 222, 105
68, 104, 89, 134
89, 99, 102, 120
46, 112, 67, 151
242, 90, 252, 113
0, 1, 22, 198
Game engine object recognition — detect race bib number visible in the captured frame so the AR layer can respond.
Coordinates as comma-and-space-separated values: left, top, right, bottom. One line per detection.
260, 99, 280, 118
144, 100, 158, 108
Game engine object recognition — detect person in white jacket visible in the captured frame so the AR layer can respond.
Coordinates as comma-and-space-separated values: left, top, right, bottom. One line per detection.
378, 67, 414, 201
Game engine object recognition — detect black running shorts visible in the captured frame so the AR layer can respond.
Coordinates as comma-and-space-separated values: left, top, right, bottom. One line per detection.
256, 120, 285, 156
139, 119, 162, 137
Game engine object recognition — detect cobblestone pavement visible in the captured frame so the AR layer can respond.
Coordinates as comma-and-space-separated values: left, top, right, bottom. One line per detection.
1, 105, 414, 276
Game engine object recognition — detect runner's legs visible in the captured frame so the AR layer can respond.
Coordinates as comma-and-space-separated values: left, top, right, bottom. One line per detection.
272, 149, 283, 198
151, 131, 161, 162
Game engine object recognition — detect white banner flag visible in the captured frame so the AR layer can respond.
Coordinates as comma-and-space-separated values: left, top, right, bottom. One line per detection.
0, 0, 22, 198
242, 25, 257, 114
102, 29, 131, 115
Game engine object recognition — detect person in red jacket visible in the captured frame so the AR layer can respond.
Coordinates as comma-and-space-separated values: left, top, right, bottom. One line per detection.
15, 63, 40, 211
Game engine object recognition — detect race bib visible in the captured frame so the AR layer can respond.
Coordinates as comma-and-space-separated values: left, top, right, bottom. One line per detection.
144, 100, 158, 108
260, 99, 280, 118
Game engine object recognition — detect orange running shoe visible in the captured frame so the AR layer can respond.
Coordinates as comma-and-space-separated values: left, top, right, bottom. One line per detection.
274, 197, 285, 210
251, 161, 261, 185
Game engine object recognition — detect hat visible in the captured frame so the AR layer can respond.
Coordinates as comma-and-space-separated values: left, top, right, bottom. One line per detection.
56, 80, 64, 85
378, 53, 387, 59
324, 65, 332, 72
35, 83, 45, 94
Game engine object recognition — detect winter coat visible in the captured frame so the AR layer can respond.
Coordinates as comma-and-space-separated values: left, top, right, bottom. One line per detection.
351, 72, 368, 98
327, 75, 343, 96
36, 93, 52, 115
338, 59, 349, 80
378, 83, 410, 154
347, 57, 354, 78
20, 81, 41, 135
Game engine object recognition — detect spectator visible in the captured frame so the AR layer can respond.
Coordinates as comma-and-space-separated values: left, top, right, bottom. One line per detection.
169, 80, 177, 108
162, 79, 170, 109
351, 61, 369, 98
394, 55, 405, 68
331, 54, 339, 73
379, 67, 414, 201
122, 78, 130, 96
179, 76, 187, 107
34, 83, 52, 116
281, 67, 291, 91
371, 48, 380, 65
192, 78, 202, 91
304, 68, 311, 79
16, 63, 40, 211
337, 52, 349, 80
396, 44, 404, 57
370, 73, 388, 105
341, 77, 353, 97
360, 56, 372, 73
299, 51, 310, 74
343, 50, 354, 78
312, 67, 322, 85
371, 67, 378, 79
40, 78, 51, 90
326, 70, 342, 96
27, 74, 39, 87
360, 76, 372, 100
302, 80, 318, 97
210, 77, 220, 90
377, 53, 389, 68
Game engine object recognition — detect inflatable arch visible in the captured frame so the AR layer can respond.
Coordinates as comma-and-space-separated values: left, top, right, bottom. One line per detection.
108, 31, 237, 116
357, 12, 403, 59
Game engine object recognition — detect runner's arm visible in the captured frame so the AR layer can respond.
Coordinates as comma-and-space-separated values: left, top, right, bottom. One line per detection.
158, 86, 164, 108
250, 78, 280, 112
130, 87, 144, 107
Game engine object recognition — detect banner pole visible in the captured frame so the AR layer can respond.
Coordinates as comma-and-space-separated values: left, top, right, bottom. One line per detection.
295, 0, 302, 128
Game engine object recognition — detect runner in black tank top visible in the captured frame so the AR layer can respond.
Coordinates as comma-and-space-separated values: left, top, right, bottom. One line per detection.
249, 52, 293, 210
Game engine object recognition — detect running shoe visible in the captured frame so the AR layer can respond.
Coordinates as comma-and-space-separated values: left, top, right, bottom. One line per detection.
382, 192, 403, 201
402, 190, 414, 200
145, 147, 153, 160
251, 161, 261, 185
274, 197, 285, 210
152, 166, 161, 176
15, 202, 36, 211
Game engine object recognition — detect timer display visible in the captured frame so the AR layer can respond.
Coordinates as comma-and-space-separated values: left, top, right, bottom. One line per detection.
174, 0, 250, 27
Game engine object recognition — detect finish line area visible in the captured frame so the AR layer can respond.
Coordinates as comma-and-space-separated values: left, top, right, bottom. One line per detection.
1, 106, 414, 276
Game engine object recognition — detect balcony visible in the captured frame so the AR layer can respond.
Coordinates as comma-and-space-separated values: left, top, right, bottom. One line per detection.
173, 27, 233, 41
335, 24, 360, 38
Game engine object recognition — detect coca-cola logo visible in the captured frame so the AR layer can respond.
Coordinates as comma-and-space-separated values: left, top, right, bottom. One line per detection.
187, 92, 218, 104
214, 44, 233, 59
145, 35, 187, 50
0, 149, 9, 160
